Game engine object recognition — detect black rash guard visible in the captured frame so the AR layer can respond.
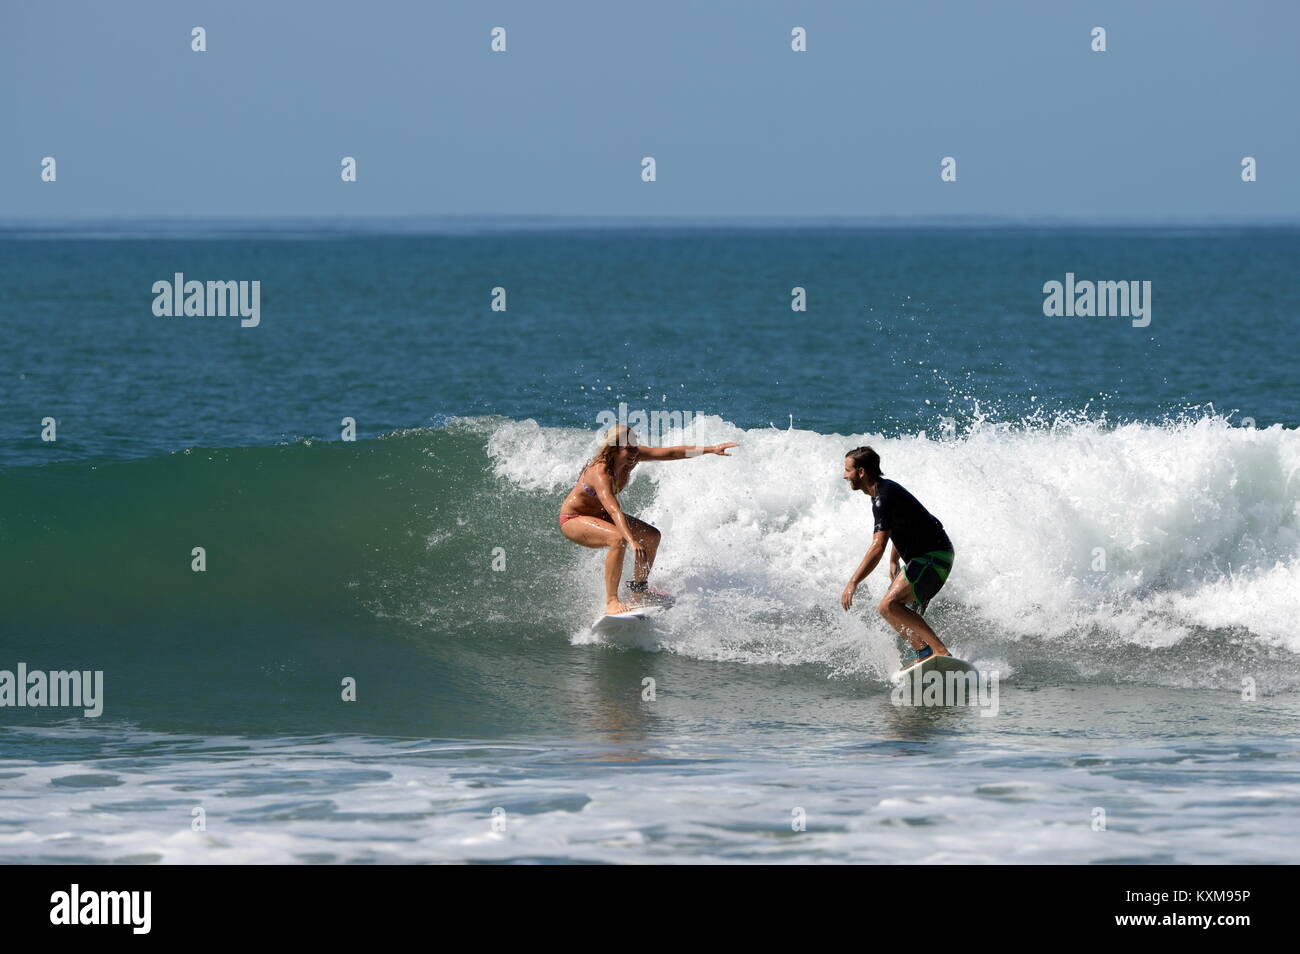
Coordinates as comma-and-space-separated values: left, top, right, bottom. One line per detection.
871, 478, 953, 562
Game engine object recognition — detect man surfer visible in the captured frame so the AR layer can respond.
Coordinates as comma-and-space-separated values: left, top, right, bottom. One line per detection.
840, 446, 955, 665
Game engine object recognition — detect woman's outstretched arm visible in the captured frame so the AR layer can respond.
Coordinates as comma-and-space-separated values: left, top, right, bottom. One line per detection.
636, 442, 739, 461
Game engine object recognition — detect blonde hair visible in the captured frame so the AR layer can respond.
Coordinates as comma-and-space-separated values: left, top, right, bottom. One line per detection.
588, 425, 639, 491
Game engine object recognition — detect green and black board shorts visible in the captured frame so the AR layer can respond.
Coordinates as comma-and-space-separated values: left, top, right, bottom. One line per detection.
904, 550, 954, 614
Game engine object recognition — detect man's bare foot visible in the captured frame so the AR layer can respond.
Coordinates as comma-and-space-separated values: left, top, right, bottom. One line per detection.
605, 599, 634, 616
628, 584, 673, 606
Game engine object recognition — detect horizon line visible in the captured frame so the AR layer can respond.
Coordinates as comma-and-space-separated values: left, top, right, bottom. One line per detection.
3, 213, 1298, 237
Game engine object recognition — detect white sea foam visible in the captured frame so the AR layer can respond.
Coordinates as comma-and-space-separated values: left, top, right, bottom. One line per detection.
486, 414, 1300, 680
5, 723, 1299, 865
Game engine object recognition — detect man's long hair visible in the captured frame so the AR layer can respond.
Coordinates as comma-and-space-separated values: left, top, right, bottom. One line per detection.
846, 445, 883, 480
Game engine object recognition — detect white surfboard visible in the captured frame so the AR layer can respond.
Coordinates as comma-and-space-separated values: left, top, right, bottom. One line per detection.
888, 653, 974, 686
590, 603, 667, 635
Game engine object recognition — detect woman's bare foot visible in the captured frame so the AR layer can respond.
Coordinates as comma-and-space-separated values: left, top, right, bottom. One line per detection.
605, 599, 634, 616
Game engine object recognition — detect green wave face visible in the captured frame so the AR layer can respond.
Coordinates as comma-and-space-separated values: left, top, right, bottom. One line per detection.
0, 425, 588, 737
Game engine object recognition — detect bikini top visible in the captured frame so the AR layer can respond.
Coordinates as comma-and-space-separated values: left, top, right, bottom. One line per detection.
578, 464, 598, 497
578, 463, 627, 497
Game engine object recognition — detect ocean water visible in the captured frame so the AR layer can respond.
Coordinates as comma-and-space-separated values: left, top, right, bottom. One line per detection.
2, 222, 1298, 864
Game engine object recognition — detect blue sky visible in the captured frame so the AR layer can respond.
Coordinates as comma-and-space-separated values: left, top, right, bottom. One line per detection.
2, 0, 1295, 220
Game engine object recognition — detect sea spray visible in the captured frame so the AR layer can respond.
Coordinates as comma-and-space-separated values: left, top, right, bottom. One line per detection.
487, 413, 1300, 683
